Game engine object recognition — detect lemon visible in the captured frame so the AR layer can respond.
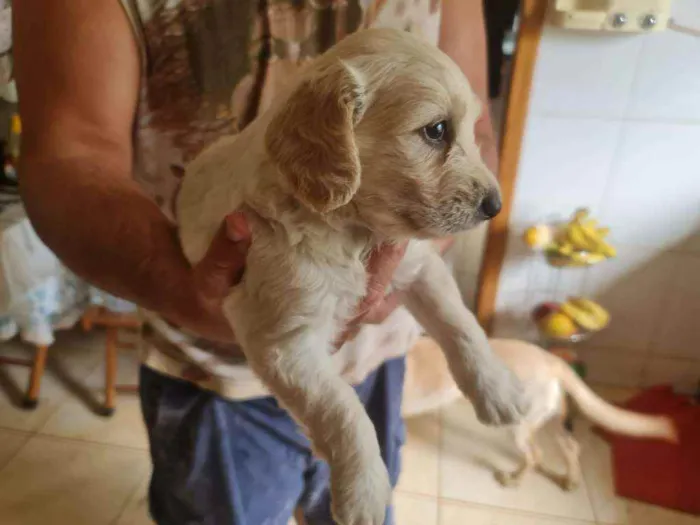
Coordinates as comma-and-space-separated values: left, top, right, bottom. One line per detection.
523, 225, 553, 249
540, 312, 578, 339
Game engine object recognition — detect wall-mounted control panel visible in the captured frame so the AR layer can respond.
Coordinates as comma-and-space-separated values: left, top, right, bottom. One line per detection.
549, 0, 672, 32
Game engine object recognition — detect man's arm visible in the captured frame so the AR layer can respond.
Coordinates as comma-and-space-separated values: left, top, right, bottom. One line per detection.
14, 0, 247, 341
14, 0, 401, 341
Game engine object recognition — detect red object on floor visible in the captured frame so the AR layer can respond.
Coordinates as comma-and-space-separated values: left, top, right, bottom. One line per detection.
598, 385, 700, 515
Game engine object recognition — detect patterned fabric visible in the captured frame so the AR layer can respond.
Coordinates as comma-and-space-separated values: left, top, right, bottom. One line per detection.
0, 204, 136, 346
120, 0, 442, 399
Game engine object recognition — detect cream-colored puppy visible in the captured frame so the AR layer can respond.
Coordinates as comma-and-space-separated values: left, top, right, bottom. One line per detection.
177, 29, 527, 525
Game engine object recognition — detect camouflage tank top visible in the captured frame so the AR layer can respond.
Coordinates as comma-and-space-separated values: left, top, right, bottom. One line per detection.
120, 0, 442, 399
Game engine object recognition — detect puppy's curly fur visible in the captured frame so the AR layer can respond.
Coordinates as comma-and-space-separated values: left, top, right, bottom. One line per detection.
177, 29, 528, 525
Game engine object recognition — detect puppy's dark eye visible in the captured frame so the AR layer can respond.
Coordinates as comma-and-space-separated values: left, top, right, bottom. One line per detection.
422, 121, 448, 144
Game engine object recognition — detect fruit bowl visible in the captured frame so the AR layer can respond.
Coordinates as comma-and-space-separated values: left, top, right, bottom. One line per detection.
523, 209, 616, 268
537, 326, 594, 345
532, 299, 610, 344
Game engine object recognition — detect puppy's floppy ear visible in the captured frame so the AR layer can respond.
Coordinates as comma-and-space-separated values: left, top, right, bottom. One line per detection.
265, 60, 366, 213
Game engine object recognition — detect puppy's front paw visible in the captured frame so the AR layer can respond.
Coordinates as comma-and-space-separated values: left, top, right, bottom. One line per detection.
331, 454, 391, 525
471, 365, 529, 426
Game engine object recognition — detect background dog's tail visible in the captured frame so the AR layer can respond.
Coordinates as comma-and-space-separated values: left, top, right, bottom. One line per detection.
555, 360, 678, 443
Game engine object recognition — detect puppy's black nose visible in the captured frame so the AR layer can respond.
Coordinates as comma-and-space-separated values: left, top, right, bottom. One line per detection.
480, 193, 502, 219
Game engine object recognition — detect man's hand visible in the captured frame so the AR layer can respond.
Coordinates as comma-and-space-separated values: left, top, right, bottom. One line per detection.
168, 213, 251, 342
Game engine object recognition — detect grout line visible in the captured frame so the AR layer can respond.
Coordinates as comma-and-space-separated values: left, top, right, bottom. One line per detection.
0, 429, 33, 474
529, 112, 700, 126
436, 408, 443, 525
434, 496, 598, 524
109, 469, 151, 525
22, 431, 150, 453
578, 345, 700, 365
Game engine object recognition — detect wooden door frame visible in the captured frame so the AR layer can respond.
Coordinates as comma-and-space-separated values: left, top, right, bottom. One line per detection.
476, 0, 548, 332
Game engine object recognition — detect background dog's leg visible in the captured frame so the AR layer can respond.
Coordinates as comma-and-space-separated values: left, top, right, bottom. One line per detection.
496, 424, 537, 487
398, 247, 527, 425
540, 421, 582, 491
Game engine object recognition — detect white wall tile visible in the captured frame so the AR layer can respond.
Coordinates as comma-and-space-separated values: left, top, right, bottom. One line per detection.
650, 253, 700, 360
530, 28, 643, 118
492, 289, 538, 341
626, 28, 700, 121
641, 357, 700, 394
582, 246, 675, 353
598, 122, 700, 253
552, 267, 588, 302
672, 0, 700, 28
510, 117, 622, 227
576, 347, 645, 388
494, 234, 533, 296
528, 256, 558, 295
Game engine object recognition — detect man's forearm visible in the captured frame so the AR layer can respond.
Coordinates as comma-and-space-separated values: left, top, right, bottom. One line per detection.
19, 156, 194, 318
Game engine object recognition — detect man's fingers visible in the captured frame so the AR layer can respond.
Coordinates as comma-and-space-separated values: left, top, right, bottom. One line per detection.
194, 212, 251, 298
361, 241, 407, 309
360, 291, 403, 325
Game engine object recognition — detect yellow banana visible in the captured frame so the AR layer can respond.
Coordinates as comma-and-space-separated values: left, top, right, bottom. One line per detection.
566, 222, 596, 252
560, 301, 600, 331
556, 242, 574, 256
579, 222, 616, 258
583, 218, 599, 230
569, 297, 610, 328
573, 208, 590, 221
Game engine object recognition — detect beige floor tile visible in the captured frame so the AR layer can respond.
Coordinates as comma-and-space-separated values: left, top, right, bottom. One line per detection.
394, 492, 438, 525
0, 428, 30, 469
38, 349, 146, 449
0, 364, 70, 432
625, 502, 700, 525
397, 412, 441, 497
0, 435, 148, 525
439, 501, 596, 524
439, 400, 596, 522
39, 395, 148, 449
115, 475, 153, 525
0, 330, 108, 432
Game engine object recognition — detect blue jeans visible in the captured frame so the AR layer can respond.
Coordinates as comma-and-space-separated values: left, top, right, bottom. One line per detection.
139, 357, 406, 525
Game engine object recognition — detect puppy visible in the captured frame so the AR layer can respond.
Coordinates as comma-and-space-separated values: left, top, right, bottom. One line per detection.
177, 28, 527, 525
403, 338, 678, 491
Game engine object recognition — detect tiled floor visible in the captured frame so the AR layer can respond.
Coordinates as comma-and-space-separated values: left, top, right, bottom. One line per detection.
0, 330, 697, 525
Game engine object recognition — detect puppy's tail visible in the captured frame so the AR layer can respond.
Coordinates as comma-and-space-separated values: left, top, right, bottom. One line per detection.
555, 360, 678, 443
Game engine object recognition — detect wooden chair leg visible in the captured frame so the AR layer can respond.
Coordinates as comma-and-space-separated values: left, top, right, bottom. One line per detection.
100, 327, 118, 417
81, 316, 93, 332
23, 345, 49, 410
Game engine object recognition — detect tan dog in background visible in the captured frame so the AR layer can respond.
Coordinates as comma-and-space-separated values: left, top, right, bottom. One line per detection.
403, 338, 678, 490
177, 29, 528, 524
